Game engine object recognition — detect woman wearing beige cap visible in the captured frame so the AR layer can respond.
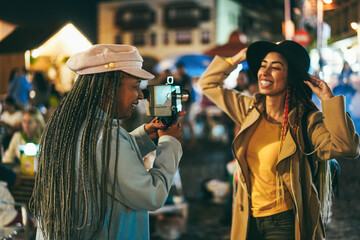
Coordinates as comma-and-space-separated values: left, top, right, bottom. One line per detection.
31, 44, 184, 240
199, 40, 359, 240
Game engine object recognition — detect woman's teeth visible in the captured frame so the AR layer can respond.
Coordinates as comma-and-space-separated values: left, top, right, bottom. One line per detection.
261, 80, 272, 86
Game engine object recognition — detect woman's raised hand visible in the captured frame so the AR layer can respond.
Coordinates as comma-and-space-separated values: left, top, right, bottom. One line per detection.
231, 48, 248, 66
304, 75, 334, 101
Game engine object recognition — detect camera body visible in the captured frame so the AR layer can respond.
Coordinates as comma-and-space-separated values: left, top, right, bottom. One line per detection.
144, 76, 189, 128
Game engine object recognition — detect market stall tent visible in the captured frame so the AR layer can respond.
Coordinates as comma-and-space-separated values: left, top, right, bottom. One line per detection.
29, 23, 92, 93
203, 30, 248, 58
0, 22, 92, 95
33, 23, 92, 57
0, 20, 17, 42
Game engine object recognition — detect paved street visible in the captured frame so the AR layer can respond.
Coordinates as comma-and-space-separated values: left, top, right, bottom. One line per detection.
326, 157, 360, 240
162, 137, 360, 240
19, 133, 359, 240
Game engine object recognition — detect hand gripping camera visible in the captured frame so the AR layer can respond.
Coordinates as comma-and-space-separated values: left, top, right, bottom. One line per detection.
143, 76, 189, 128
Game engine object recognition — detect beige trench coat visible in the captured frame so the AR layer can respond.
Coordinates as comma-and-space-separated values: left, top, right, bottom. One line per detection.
199, 56, 359, 240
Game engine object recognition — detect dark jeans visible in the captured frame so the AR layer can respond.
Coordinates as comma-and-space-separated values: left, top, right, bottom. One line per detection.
248, 210, 295, 240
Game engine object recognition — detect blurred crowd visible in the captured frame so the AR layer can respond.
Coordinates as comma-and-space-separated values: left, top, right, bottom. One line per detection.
312, 61, 360, 133
1, 67, 63, 164
0, 67, 63, 234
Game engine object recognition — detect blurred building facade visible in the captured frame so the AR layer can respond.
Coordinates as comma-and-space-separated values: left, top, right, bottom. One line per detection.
97, 0, 242, 63
234, 0, 285, 42
324, 0, 360, 70
324, 0, 360, 43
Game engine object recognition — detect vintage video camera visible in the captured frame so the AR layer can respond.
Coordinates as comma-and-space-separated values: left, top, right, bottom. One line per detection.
143, 76, 189, 128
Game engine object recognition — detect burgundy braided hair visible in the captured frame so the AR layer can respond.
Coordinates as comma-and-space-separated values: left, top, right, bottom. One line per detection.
279, 63, 319, 144
280, 87, 291, 142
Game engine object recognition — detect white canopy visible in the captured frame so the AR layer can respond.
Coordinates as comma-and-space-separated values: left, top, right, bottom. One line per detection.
34, 23, 92, 57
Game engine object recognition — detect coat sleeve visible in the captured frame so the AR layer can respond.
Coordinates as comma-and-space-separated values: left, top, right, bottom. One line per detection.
106, 128, 183, 211
308, 95, 359, 160
129, 124, 156, 158
198, 56, 255, 126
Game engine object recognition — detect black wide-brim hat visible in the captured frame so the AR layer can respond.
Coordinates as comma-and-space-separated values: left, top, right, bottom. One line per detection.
246, 40, 310, 79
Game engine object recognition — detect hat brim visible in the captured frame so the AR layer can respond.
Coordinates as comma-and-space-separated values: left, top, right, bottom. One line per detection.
72, 65, 155, 80
121, 67, 155, 80
246, 40, 310, 78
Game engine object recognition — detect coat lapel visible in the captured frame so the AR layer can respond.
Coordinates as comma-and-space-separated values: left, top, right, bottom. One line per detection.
278, 130, 297, 163
238, 106, 259, 134
278, 107, 299, 164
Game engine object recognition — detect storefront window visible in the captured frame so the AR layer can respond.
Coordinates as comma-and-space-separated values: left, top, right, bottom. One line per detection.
176, 31, 192, 44
150, 32, 156, 46
132, 33, 145, 46
200, 30, 210, 44
164, 32, 169, 45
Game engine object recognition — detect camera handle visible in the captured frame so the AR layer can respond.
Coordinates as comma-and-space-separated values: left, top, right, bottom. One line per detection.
166, 76, 174, 85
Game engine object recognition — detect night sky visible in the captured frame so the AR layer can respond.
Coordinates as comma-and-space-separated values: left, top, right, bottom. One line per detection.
0, 0, 101, 43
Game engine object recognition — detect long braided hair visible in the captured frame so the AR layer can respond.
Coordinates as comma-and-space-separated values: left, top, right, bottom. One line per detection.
285, 65, 334, 225
30, 71, 129, 239
280, 63, 333, 224
281, 63, 318, 134
275, 62, 319, 204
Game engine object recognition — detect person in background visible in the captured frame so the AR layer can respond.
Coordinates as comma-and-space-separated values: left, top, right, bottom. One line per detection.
333, 61, 356, 113
0, 164, 20, 188
0, 168, 20, 227
8, 67, 32, 107
199, 40, 359, 240
234, 70, 250, 93
29, 71, 50, 109
0, 96, 23, 155
31, 44, 184, 240
153, 69, 172, 85
0, 164, 35, 229
338, 61, 353, 84
174, 62, 197, 147
174, 62, 193, 105
2, 108, 45, 167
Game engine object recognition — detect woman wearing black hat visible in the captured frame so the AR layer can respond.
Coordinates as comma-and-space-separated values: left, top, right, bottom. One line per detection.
199, 40, 359, 240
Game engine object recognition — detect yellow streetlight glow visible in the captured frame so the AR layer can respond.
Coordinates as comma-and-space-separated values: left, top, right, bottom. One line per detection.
351, 22, 359, 30
31, 49, 40, 58
350, 21, 360, 63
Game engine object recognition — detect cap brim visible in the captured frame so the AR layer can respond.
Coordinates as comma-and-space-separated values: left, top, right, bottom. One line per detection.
122, 68, 155, 80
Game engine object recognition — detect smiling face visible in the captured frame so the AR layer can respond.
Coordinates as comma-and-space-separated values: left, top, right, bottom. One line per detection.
22, 112, 39, 139
257, 52, 288, 97
116, 75, 144, 119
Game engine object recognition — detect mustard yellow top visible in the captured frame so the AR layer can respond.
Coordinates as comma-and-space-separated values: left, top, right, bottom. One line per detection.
246, 117, 294, 217
225, 57, 234, 66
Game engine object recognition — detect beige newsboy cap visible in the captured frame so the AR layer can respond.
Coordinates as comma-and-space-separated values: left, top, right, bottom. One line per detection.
66, 44, 155, 80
